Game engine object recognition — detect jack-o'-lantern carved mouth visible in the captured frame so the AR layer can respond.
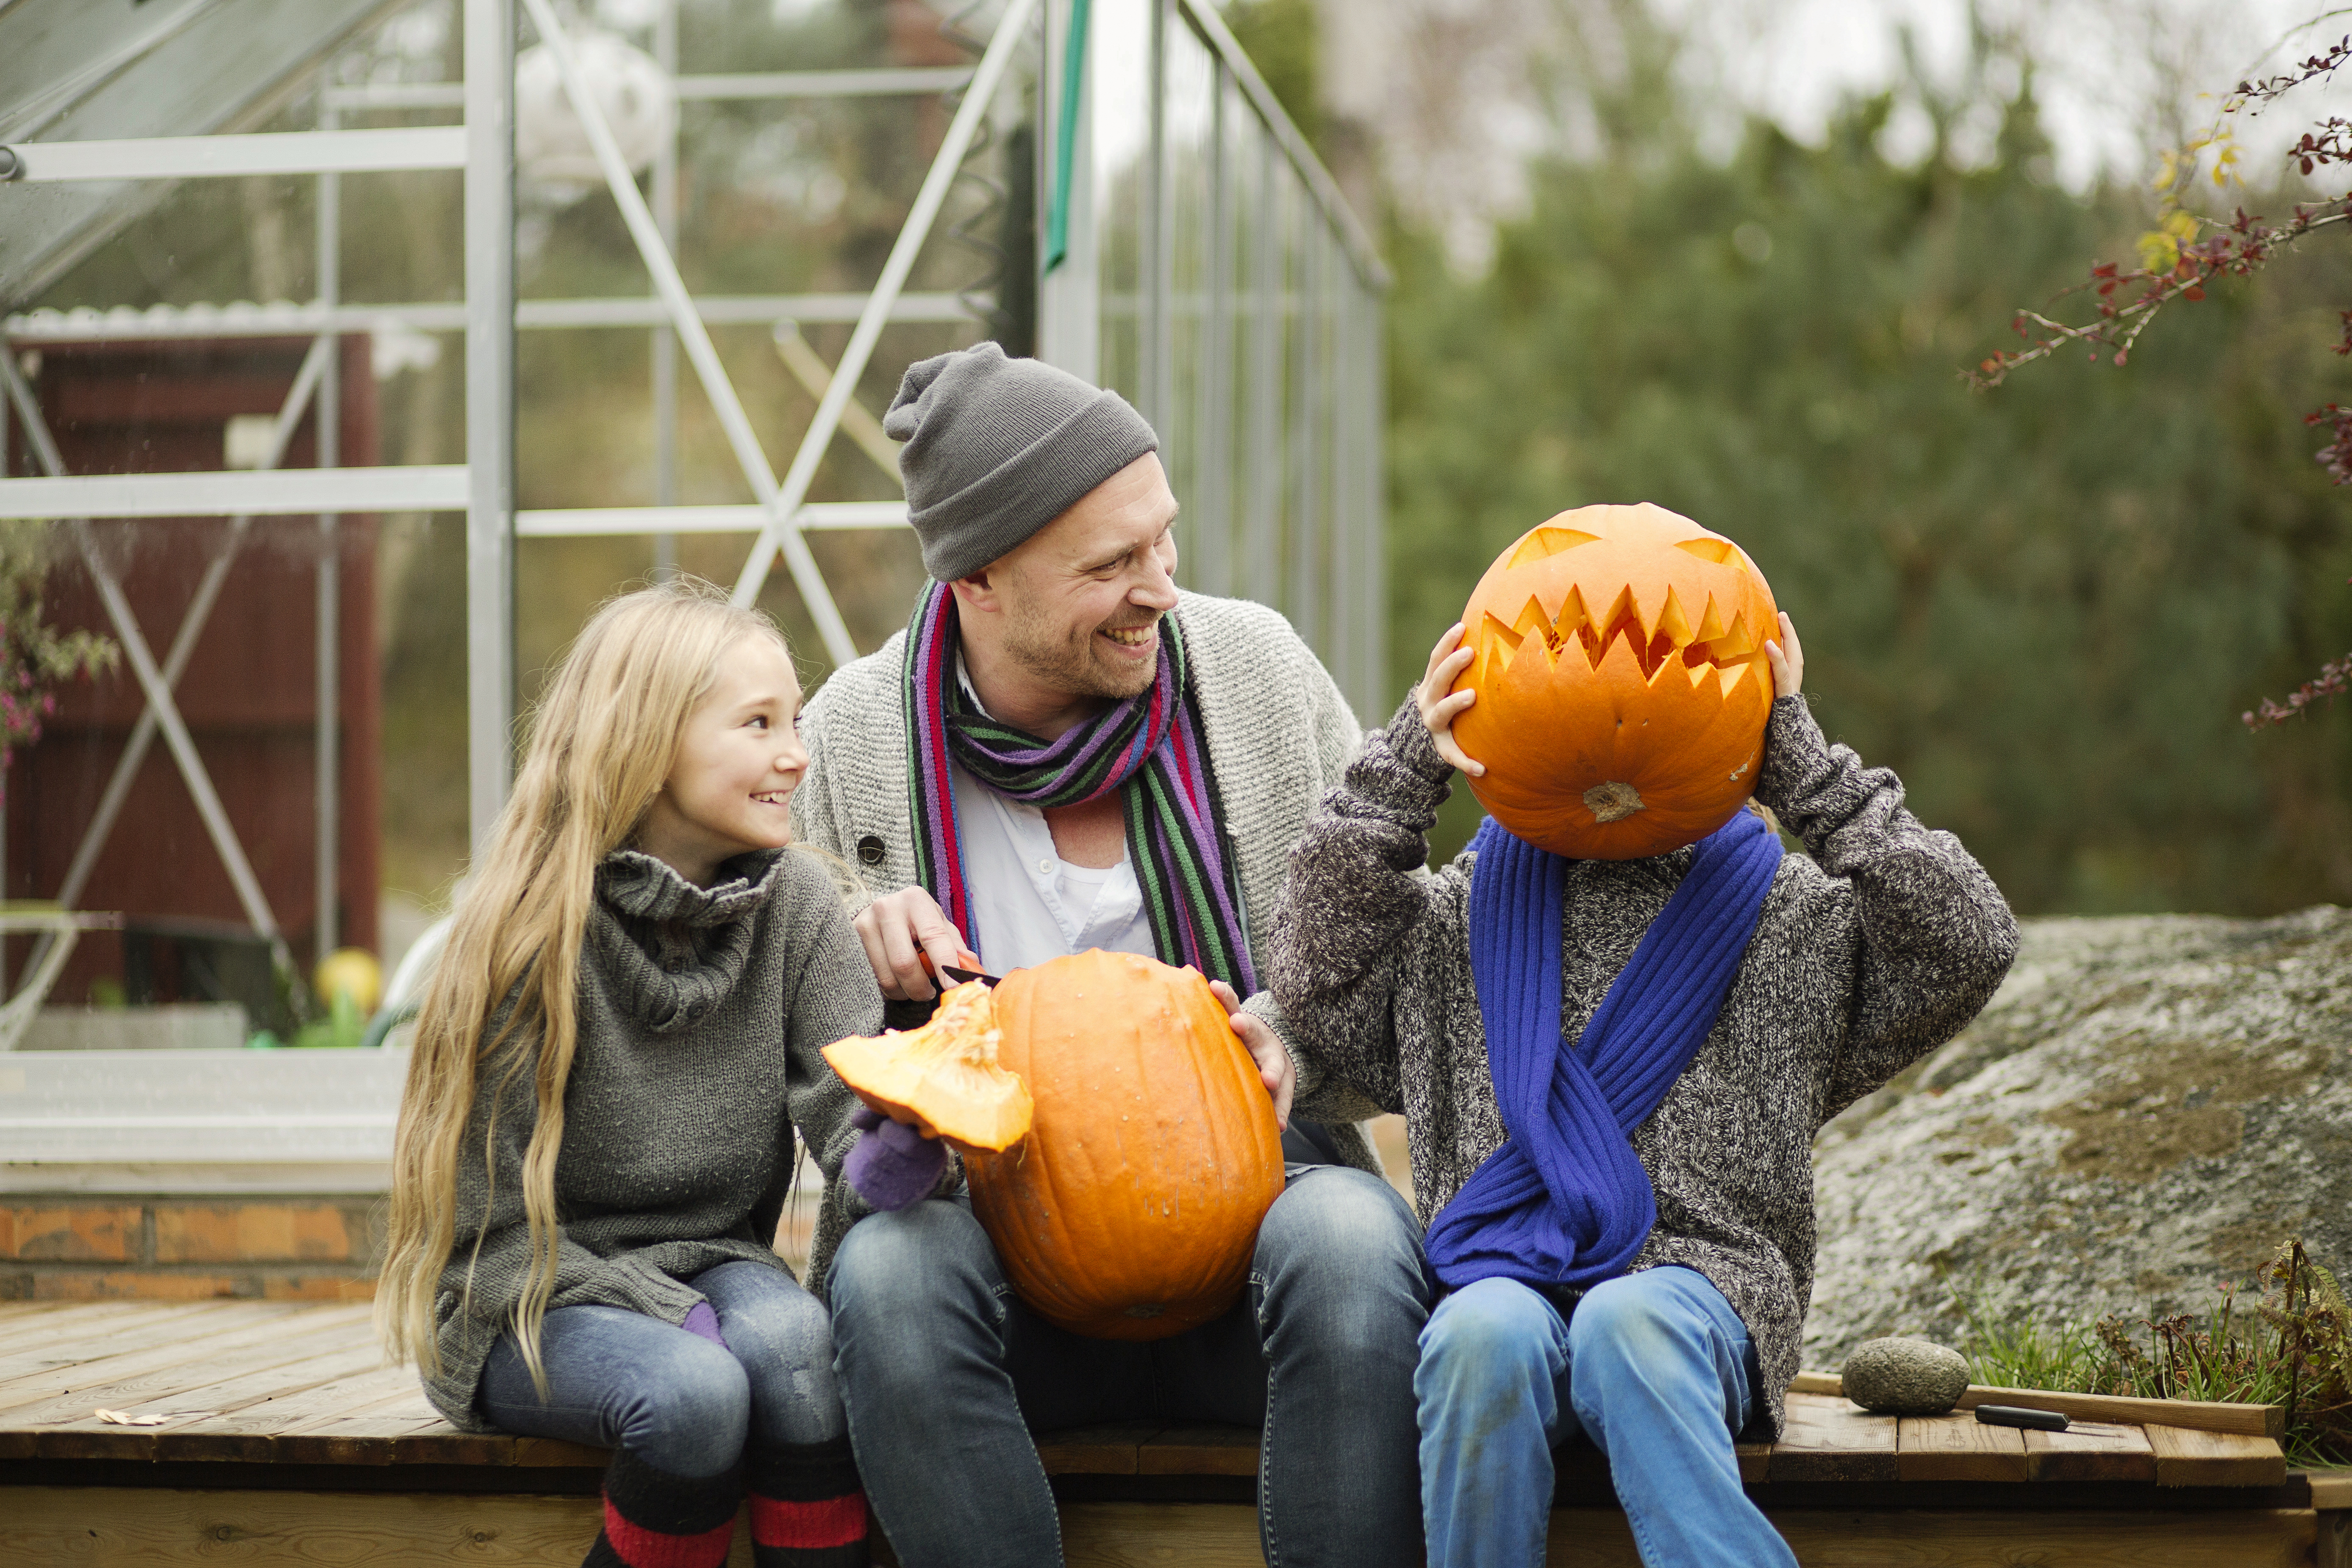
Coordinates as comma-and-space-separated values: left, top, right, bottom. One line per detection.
1476, 527, 1768, 688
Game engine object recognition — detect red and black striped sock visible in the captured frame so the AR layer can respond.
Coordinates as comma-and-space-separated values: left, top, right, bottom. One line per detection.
745, 1435, 868, 1568
581, 1447, 741, 1568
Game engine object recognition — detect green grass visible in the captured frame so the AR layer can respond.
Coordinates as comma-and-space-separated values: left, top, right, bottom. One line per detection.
1954, 1240, 2352, 1468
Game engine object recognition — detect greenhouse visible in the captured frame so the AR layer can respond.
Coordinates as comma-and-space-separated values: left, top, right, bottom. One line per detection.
0, 0, 1383, 1050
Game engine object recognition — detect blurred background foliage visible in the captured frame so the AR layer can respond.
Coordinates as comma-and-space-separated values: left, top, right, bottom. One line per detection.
1236, 0, 2352, 914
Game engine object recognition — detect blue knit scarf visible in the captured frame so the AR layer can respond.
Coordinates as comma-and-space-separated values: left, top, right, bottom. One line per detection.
1424, 810, 1785, 1293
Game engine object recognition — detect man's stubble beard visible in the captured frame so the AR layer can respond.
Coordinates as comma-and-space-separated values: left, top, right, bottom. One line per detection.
1001, 594, 1160, 702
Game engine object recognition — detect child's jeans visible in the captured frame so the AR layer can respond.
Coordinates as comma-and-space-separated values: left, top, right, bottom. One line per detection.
478, 1259, 844, 1478
1414, 1265, 1798, 1568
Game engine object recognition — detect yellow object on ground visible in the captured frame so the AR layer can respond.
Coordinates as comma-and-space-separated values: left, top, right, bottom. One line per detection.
313, 948, 383, 1015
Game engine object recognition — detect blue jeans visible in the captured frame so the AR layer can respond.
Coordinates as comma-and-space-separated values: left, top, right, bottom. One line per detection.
828, 1166, 1432, 1568
479, 1259, 844, 1479
1416, 1267, 1797, 1568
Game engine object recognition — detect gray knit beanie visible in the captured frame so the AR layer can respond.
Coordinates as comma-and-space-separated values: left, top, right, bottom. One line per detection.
884, 342, 1160, 581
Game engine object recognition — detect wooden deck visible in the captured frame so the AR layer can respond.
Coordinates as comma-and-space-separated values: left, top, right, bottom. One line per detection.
0, 1300, 2344, 1565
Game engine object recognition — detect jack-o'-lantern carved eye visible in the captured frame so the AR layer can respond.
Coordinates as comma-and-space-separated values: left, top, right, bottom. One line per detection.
1452, 502, 1779, 861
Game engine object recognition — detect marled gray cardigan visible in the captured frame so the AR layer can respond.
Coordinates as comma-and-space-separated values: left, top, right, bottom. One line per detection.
1267, 694, 2018, 1441
791, 589, 1390, 1194
425, 848, 881, 1429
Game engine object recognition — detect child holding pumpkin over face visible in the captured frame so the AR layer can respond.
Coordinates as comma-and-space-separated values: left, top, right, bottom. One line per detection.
376, 582, 881, 1568
1266, 506, 2020, 1567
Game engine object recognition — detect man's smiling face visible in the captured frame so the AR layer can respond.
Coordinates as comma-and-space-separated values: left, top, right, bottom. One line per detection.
983, 452, 1182, 702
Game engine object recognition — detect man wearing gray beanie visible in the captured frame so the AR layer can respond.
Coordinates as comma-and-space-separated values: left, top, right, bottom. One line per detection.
791, 342, 1429, 1568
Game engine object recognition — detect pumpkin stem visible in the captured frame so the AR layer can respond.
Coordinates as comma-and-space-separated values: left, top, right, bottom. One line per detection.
1583, 780, 1647, 822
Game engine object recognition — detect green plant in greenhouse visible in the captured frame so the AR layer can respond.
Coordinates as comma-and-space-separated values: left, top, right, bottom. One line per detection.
0, 521, 115, 782
1958, 1240, 2352, 1467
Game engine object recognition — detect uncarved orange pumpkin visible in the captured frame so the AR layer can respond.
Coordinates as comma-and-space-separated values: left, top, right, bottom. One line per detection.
822, 980, 1033, 1154
965, 950, 1285, 1342
1452, 502, 1779, 860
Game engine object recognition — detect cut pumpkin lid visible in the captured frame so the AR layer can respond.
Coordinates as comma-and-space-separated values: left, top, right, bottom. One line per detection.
823, 980, 1035, 1154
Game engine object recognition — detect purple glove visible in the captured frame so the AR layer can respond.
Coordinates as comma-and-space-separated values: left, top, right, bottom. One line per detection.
682, 1301, 729, 1351
845, 1102, 948, 1213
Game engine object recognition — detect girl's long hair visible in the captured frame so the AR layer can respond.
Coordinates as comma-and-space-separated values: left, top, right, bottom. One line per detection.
375, 580, 790, 1387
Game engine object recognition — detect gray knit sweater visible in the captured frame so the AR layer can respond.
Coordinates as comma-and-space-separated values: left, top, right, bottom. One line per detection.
1266, 694, 2018, 1441
791, 589, 1390, 1191
425, 847, 881, 1429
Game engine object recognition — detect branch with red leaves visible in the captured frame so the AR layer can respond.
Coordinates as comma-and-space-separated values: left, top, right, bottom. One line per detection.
2235, 35, 2352, 108
1969, 27, 2352, 731
2244, 645, 2352, 728
1965, 202, 2352, 390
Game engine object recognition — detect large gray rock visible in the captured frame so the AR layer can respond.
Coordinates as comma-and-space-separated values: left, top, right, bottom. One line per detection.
1806, 906, 2352, 1370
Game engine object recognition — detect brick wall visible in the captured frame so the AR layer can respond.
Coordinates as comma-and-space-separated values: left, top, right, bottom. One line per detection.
0, 1197, 383, 1300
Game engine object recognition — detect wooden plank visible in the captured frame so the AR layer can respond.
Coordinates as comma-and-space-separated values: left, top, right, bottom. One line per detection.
0, 1487, 763, 1568
1540, 1508, 2319, 1567
2147, 1422, 2287, 1488
514, 1435, 613, 1468
1034, 1422, 1161, 1476
1766, 1390, 1896, 1483
282, 1408, 462, 1467
1760, 1510, 2313, 1568
144, 1354, 425, 1462
28, 1343, 388, 1462
2024, 1420, 2156, 1484
0, 1300, 300, 1379
0, 1300, 217, 1357
1136, 1423, 1260, 1477
2321, 1509, 2352, 1568
1791, 1370, 2283, 1438
0, 1302, 369, 1418
2305, 1467, 2352, 1510
1733, 1442, 1769, 1482
1061, 1501, 1264, 1568
0, 1307, 377, 1439
1895, 1411, 2028, 1482
270, 1382, 450, 1465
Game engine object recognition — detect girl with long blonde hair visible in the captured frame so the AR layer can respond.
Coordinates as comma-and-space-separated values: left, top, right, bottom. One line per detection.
376, 580, 880, 1568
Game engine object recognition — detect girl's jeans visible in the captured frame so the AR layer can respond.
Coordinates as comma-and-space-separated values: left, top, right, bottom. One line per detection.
1415, 1266, 1799, 1568
478, 1259, 844, 1478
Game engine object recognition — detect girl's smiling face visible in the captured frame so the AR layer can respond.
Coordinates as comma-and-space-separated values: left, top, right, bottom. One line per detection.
636, 634, 808, 885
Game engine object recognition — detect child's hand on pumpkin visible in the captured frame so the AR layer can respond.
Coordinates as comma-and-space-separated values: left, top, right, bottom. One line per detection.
1418, 623, 1486, 778
1763, 612, 1804, 699
1205, 977, 1293, 1130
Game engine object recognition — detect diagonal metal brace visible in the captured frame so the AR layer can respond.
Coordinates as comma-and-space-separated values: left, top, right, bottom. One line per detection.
730, 0, 1043, 616
52, 336, 334, 915
0, 350, 302, 997
518, 0, 860, 664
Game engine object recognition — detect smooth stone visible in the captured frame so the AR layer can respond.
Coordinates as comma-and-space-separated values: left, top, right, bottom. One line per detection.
1842, 1336, 1970, 1415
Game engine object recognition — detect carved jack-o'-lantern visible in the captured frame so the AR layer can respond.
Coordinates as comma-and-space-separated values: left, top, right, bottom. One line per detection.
1451, 502, 1779, 860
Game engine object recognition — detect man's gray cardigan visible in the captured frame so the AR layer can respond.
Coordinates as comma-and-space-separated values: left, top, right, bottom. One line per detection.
791, 588, 1390, 1195
1266, 694, 2018, 1441
425, 848, 880, 1429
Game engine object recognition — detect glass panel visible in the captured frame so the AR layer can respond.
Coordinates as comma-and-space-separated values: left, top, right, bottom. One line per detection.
1212, 70, 1258, 604
1091, 0, 1153, 410
1239, 129, 1289, 610
1285, 175, 1324, 647
1160, 13, 1217, 589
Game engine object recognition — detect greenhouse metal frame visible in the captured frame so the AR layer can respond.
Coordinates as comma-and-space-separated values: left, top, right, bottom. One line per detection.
0, 0, 1385, 978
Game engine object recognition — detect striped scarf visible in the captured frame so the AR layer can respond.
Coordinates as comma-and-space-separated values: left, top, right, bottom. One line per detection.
901, 583, 1256, 991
